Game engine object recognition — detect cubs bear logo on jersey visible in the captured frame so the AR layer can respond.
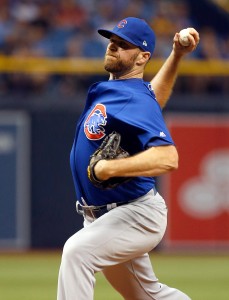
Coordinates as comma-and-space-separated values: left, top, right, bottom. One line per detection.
84, 104, 107, 140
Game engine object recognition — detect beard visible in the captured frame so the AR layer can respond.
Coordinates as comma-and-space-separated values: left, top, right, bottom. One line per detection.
104, 52, 138, 75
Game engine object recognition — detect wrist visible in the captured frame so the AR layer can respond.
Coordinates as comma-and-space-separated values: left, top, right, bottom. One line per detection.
94, 160, 110, 181
171, 49, 184, 61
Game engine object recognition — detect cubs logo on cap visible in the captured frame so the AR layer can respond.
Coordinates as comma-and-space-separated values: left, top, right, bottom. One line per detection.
98, 17, 156, 57
117, 19, 127, 28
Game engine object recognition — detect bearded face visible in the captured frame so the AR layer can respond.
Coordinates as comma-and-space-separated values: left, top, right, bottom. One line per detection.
104, 50, 140, 76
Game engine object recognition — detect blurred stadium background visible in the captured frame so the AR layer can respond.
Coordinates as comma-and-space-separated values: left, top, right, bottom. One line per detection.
0, 0, 228, 299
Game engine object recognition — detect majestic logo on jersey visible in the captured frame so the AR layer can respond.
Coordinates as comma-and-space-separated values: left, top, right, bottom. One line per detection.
160, 131, 166, 137
84, 104, 107, 140
117, 19, 127, 28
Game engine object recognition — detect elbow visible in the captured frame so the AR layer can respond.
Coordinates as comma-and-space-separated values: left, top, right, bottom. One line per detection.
168, 159, 178, 171
167, 148, 179, 171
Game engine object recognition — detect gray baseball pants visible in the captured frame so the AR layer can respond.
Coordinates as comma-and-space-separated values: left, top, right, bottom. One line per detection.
57, 189, 191, 300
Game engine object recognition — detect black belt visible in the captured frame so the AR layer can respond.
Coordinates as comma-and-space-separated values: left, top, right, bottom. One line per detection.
76, 200, 130, 219
76, 187, 157, 219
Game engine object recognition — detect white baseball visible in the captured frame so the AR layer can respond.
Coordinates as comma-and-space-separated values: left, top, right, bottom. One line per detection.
179, 28, 191, 46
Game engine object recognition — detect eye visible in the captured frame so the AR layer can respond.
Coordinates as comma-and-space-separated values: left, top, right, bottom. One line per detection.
119, 41, 129, 49
109, 38, 132, 50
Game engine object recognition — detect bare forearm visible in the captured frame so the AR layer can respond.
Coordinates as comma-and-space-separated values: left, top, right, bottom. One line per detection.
151, 28, 200, 108
150, 50, 183, 108
94, 145, 178, 180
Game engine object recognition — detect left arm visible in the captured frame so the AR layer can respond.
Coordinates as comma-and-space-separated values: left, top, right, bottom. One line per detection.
94, 145, 178, 180
151, 28, 200, 108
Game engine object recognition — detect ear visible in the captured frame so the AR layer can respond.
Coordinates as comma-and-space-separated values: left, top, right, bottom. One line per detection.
136, 51, 151, 66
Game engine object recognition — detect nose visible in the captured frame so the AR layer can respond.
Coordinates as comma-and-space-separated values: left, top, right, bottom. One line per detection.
108, 40, 117, 51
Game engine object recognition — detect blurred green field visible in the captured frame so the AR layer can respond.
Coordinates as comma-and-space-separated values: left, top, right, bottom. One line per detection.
0, 251, 228, 300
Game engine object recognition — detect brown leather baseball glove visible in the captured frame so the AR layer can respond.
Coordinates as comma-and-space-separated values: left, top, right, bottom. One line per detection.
87, 131, 131, 189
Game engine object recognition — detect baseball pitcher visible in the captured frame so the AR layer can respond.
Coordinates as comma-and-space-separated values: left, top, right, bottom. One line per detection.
57, 17, 199, 300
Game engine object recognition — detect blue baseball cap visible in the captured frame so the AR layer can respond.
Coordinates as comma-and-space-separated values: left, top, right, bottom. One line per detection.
98, 17, 156, 57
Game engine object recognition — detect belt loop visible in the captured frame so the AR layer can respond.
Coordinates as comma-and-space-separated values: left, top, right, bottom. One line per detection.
81, 197, 96, 219
107, 203, 117, 211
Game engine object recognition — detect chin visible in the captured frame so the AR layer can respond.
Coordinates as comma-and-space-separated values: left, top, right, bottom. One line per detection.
104, 61, 115, 73
104, 64, 114, 73
104, 59, 122, 74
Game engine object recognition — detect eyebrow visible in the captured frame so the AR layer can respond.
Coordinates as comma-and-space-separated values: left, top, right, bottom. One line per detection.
110, 36, 137, 48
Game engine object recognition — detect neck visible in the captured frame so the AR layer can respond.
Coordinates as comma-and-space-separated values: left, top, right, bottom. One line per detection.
109, 69, 144, 80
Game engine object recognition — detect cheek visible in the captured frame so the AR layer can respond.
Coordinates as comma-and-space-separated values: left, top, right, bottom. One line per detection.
122, 54, 137, 66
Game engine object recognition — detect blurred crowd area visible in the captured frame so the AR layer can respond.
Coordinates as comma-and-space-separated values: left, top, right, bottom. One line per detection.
0, 0, 228, 100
